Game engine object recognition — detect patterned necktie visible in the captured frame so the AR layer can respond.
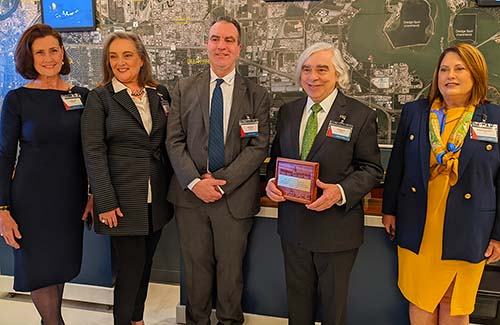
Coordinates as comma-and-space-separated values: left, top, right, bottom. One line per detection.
208, 79, 225, 171
301, 103, 322, 160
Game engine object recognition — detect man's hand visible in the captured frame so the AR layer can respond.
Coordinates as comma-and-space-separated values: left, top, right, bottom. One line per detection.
265, 179, 285, 202
192, 177, 226, 203
306, 179, 341, 212
484, 239, 500, 264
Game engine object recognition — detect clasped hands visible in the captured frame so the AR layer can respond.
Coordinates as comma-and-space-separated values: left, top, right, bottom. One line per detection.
266, 178, 342, 212
192, 173, 226, 203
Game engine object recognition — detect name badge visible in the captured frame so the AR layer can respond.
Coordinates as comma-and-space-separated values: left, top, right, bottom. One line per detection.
470, 121, 498, 143
239, 118, 259, 138
160, 99, 169, 116
327, 120, 353, 141
158, 92, 169, 116
60, 93, 84, 111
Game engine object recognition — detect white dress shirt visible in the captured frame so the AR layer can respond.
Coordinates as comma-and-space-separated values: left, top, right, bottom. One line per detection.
112, 77, 154, 203
187, 68, 237, 192
299, 88, 338, 152
300, 88, 345, 205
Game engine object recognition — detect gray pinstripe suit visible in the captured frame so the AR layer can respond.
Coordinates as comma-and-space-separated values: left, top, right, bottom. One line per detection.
81, 82, 173, 235
82, 82, 174, 324
166, 70, 271, 324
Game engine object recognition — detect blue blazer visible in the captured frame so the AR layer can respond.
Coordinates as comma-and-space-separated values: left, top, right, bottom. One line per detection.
382, 98, 500, 263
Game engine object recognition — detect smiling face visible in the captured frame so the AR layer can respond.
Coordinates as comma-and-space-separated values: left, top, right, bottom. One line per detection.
300, 50, 338, 103
108, 38, 144, 87
438, 51, 473, 107
206, 21, 241, 77
31, 36, 64, 78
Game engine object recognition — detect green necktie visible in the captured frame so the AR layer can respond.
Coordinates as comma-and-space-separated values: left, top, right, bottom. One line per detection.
301, 103, 322, 160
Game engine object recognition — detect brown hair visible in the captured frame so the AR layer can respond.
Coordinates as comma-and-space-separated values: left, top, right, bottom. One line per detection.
100, 32, 157, 87
210, 16, 242, 44
14, 24, 70, 80
428, 43, 489, 106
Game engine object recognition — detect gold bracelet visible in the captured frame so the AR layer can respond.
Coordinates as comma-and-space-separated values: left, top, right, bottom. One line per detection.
0, 205, 10, 211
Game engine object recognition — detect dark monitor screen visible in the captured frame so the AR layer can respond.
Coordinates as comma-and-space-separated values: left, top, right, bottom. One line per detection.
41, 0, 96, 32
477, 0, 500, 6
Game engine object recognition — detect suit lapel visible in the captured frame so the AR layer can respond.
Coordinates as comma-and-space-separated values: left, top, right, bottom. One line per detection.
458, 105, 484, 179
227, 74, 247, 139
110, 83, 144, 128
197, 71, 211, 133
147, 87, 162, 137
290, 98, 307, 160
306, 91, 346, 160
419, 102, 431, 193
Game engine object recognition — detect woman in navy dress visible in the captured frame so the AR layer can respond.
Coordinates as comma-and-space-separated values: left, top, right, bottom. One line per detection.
0, 24, 92, 325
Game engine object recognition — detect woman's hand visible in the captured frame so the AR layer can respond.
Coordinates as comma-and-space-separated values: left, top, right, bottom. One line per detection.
98, 208, 123, 228
265, 179, 285, 203
484, 239, 500, 264
382, 214, 396, 240
0, 210, 22, 249
82, 194, 94, 221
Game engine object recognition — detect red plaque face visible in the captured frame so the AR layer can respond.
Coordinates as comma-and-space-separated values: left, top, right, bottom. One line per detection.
275, 157, 319, 204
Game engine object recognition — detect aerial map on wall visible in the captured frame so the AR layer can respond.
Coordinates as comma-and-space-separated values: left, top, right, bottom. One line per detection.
0, 0, 499, 143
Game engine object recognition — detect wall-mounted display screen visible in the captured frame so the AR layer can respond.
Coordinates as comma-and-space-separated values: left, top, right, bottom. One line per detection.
41, 0, 96, 31
477, 0, 500, 6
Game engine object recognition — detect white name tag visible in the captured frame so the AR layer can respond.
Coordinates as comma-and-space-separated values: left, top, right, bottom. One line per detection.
239, 118, 259, 138
327, 120, 353, 141
470, 121, 498, 143
61, 93, 84, 111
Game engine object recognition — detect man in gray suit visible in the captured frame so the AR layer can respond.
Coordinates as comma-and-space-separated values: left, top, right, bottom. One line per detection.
166, 16, 270, 325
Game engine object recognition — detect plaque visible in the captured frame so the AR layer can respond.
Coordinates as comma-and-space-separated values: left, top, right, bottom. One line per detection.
275, 157, 319, 204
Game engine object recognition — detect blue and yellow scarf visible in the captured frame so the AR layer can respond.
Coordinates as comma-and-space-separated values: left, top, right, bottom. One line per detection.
428, 98, 475, 186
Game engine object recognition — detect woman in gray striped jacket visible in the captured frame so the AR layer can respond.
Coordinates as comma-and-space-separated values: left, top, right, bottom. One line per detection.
81, 32, 173, 325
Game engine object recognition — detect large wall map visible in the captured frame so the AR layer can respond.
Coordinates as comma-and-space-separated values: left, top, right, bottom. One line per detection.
0, 0, 499, 144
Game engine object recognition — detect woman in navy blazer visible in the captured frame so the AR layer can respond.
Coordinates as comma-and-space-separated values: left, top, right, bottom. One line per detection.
382, 43, 500, 324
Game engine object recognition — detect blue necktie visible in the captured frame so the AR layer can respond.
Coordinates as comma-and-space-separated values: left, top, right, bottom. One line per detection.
208, 79, 225, 171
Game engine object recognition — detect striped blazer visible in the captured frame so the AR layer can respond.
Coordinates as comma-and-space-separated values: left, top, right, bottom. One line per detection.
81, 82, 173, 236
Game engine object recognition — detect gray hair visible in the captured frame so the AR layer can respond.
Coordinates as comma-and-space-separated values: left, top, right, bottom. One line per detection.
294, 42, 350, 90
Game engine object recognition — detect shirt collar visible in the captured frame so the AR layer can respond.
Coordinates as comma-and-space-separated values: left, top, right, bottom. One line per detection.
111, 77, 155, 94
210, 68, 236, 86
305, 88, 338, 114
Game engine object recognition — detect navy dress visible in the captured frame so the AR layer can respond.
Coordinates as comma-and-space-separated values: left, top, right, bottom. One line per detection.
0, 86, 89, 292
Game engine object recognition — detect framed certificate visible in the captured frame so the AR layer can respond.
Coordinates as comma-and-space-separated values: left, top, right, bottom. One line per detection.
275, 157, 319, 204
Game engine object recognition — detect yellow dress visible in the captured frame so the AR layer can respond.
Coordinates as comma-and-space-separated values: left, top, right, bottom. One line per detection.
398, 107, 486, 315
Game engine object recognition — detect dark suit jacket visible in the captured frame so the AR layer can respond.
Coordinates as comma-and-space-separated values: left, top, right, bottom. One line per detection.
81, 83, 174, 236
267, 91, 383, 252
166, 70, 270, 219
382, 99, 500, 263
